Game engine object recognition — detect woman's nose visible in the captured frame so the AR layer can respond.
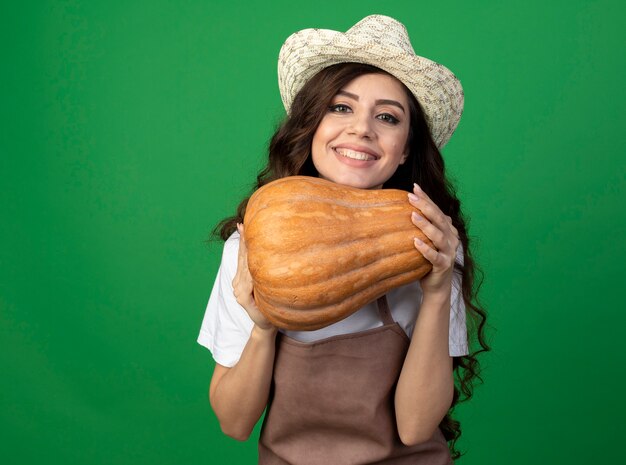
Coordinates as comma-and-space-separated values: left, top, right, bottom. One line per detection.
347, 113, 374, 138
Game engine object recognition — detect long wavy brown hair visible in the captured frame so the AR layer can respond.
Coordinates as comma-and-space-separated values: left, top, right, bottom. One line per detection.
214, 63, 490, 460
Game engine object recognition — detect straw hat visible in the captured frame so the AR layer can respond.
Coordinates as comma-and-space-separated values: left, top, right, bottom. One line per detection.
277, 15, 464, 148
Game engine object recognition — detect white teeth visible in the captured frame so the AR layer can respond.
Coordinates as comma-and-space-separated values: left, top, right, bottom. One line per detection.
335, 148, 376, 161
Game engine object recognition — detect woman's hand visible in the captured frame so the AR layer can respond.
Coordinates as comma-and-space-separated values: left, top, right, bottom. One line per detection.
408, 183, 460, 297
232, 223, 275, 331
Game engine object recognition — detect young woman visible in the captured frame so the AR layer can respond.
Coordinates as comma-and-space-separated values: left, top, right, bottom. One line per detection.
198, 15, 489, 464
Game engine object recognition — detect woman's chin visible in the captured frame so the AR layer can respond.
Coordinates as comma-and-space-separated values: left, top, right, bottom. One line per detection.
317, 172, 384, 190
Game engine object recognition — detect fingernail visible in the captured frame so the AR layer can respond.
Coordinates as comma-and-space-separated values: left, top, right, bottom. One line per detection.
414, 237, 423, 245
413, 183, 422, 192
408, 193, 419, 202
412, 211, 422, 221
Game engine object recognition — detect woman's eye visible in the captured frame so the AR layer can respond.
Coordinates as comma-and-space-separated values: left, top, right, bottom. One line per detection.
329, 104, 351, 113
377, 113, 400, 124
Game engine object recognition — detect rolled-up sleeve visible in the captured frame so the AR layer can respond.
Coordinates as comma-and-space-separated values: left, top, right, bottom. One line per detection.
449, 245, 469, 357
197, 232, 254, 367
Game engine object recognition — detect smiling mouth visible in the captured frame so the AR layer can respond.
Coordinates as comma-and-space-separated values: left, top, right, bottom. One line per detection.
334, 147, 378, 161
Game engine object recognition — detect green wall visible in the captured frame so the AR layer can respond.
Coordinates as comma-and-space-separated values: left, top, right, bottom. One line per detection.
2, 1, 624, 463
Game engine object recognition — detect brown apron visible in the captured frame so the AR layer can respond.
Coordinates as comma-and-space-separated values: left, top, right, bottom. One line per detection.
258, 296, 453, 465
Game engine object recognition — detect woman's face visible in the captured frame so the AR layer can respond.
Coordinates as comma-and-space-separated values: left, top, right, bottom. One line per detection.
311, 73, 411, 190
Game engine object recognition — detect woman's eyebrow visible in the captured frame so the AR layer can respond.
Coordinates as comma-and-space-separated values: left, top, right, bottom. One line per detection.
336, 90, 359, 100
335, 91, 405, 114
375, 99, 406, 114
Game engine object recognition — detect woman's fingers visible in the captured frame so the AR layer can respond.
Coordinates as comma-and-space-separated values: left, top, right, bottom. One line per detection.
409, 185, 450, 231
408, 185, 459, 261
236, 223, 247, 254
233, 223, 254, 301
233, 223, 274, 330
413, 236, 441, 263
411, 211, 445, 245
409, 184, 462, 294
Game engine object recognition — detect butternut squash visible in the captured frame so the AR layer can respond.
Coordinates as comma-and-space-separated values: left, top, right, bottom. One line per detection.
243, 176, 433, 330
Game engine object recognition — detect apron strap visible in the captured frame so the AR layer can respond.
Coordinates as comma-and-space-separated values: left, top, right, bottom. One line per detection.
376, 295, 395, 326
